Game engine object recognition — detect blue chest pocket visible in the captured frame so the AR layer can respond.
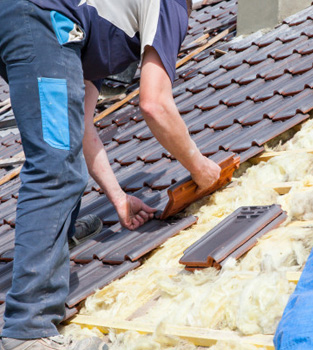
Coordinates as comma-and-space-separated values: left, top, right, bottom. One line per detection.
50, 11, 85, 46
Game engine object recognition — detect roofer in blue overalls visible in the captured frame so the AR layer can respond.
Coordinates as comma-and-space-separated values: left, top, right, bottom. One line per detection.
0, 0, 221, 348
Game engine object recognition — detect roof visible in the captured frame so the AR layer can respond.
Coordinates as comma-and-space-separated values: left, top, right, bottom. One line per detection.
1, 0, 313, 330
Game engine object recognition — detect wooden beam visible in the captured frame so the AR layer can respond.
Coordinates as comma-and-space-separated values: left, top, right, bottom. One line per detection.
0, 151, 25, 168
215, 48, 227, 57
0, 98, 10, 108
0, 103, 11, 115
269, 180, 313, 194
69, 315, 274, 349
0, 157, 25, 168
227, 271, 301, 283
0, 165, 22, 186
0, 157, 24, 168
175, 25, 236, 69
268, 182, 297, 195
288, 221, 313, 228
93, 89, 139, 124
250, 149, 313, 164
93, 25, 235, 124
286, 271, 302, 283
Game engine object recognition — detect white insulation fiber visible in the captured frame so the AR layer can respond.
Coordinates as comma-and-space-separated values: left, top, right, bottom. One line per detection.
62, 119, 313, 349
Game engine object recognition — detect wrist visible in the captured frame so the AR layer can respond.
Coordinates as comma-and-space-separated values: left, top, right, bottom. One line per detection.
110, 189, 127, 209
188, 152, 207, 176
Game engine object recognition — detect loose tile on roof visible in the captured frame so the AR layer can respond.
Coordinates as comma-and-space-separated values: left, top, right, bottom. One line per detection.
180, 205, 287, 269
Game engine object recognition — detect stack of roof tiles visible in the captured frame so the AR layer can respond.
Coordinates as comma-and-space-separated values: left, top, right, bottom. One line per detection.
1, 0, 313, 329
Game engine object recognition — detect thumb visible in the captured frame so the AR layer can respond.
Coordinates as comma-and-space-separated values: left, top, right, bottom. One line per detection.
141, 202, 157, 213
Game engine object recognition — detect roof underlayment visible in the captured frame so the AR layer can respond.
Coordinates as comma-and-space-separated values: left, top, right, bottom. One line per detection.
1, 0, 313, 348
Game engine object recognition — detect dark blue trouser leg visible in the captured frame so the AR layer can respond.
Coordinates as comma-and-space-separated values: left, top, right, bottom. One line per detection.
0, 0, 88, 339
274, 248, 313, 350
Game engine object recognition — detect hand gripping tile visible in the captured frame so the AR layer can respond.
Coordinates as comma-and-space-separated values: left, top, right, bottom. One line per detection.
180, 205, 286, 268
160, 153, 240, 219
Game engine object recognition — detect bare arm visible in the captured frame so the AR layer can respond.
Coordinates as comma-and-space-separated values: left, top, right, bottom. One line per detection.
83, 80, 155, 230
139, 46, 221, 192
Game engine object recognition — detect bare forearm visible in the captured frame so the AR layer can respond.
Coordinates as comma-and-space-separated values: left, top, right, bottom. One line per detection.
83, 127, 126, 207
83, 80, 155, 229
141, 100, 204, 175
83, 80, 126, 207
140, 47, 221, 192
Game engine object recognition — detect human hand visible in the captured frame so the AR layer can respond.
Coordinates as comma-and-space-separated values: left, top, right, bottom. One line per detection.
115, 194, 157, 230
191, 157, 221, 195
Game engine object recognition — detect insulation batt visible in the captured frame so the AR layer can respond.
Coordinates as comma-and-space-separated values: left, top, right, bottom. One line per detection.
62, 119, 313, 349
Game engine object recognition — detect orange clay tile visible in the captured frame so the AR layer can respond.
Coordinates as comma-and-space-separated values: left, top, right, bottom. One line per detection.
160, 154, 240, 219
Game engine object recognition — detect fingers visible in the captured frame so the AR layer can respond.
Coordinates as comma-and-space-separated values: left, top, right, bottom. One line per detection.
141, 202, 157, 213
135, 213, 145, 226
137, 210, 149, 221
194, 176, 220, 196
119, 195, 157, 230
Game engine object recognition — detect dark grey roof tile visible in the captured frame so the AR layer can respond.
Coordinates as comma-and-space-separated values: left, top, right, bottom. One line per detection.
66, 260, 140, 307
223, 78, 265, 106
229, 31, 263, 52
251, 114, 309, 146
253, 24, 290, 47
210, 100, 255, 129
249, 74, 293, 102
283, 6, 313, 26
269, 35, 308, 60
246, 41, 282, 65
221, 46, 258, 69
196, 83, 239, 110
103, 216, 197, 264
287, 52, 313, 74
210, 63, 250, 88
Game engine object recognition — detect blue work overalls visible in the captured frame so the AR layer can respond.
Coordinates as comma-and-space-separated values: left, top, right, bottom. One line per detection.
0, 0, 88, 338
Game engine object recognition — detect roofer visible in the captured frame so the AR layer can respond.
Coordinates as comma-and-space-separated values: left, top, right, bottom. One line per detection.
0, 0, 221, 349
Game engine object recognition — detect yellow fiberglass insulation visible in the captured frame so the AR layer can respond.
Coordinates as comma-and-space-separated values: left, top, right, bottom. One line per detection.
61, 118, 313, 349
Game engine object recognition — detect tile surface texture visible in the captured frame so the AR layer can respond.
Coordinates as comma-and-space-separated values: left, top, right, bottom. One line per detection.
180, 205, 287, 269
0, 0, 312, 324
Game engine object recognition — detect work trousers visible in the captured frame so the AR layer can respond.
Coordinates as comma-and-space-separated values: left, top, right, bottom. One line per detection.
0, 0, 88, 339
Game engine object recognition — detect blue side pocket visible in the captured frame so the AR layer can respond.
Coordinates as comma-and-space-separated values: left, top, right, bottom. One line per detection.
38, 77, 70, 151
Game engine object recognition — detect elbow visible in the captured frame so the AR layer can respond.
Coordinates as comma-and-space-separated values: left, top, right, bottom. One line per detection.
139, 99, 166, 123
